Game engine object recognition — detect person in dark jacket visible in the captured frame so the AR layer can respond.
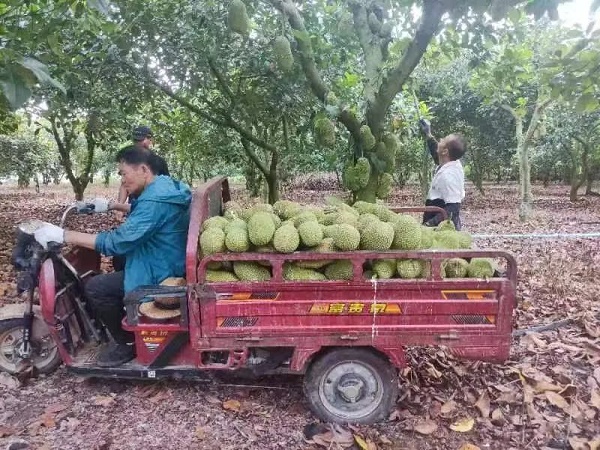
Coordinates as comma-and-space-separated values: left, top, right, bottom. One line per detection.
419, 119, 466, 230
33, 145, 191, 367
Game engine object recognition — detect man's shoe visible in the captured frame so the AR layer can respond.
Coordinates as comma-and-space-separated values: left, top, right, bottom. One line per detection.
97, 342, 135, 367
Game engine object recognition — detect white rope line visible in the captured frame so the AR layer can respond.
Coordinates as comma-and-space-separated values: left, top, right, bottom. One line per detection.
472, 232, 600, 239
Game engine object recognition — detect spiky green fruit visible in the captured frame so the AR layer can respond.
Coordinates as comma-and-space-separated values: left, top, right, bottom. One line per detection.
397, 259, 424, 279
436, 219, 456, 232
273, 36, 294, 72
297, 238, 334, 269
228, 0, 250, 35
376, 173, 394, 199
314, 118, 336, 147
233, 261, 271, 281
248, 212, 276, 246
467, 258, 495, 278
225, 226, 250, 252
298, 220, 324, 247
433, 230, 460, 249
273, 224, 300, 253
392, 215, 422, 250
372, 259, 396, 279
283, 263, 327, 281
206, 269, 239, 282
442, 258, 469, 278
331, 223, 360, 251
360, 220, 394, 250
342, 157, 371, 191
202, 216, 230, 231
324, 260, 354, 280
457, 231, 472, 249
420, 226, 434, 249
360, 125, 376, 150
200, 227, 226, 255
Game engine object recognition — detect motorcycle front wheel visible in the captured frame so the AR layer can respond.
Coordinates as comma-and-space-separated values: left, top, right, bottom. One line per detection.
0, 317, 61, 374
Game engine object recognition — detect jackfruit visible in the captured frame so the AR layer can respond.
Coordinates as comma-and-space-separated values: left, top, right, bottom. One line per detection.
372, 259, 396, 279
353, 201, 377, 215
337, 13, 354, 38
297, 238, 334, 269
382, 133, 399, 155
273, 224, 300, 253
276, 200, 302, 220
373, 204, 396, 222
375, 142, 394, 173
223, 201, 243, 220
293, 211, 317, 227
442, 258, 469, 278
324, 260, 354, 280
326, 91, 338, 105
273, 36, 294, 72
467, 258, 494, 278
360, 220, 394, 250
206, 269, 239, 282
360, 125, 376, 150
248, 212, 276, 246
298, 220, 324, 247
342, 157, 371, 191
376, 173, 393, 199
200, 228, 226, 255
334, 211, 359, 228
270, 213, 282, 228
367, 12, 382, 33
233, 261, 271, 281
331, 223, 360, 251
228, 0, 250, 35
397, 259, 424, 279
202, 216, 230, 231
283, 263, 327, 281
457, 231, 472, 249
420, 226, 434, 249
314, 118, 336, 147
225, 226, 250, 252
224, 218, 247, 234
434, 230, 460, 249
322, 224, 338, 239
356, 213, 380, 231
436, 220, 456, 232
392, 215, 422, 250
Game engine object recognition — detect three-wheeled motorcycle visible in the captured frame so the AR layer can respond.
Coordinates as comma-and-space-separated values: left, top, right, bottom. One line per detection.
0, 177, 518, 424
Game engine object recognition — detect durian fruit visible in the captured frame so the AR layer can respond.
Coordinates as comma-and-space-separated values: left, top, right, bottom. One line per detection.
273, 36, 294, 72
200, 228, 226, 255
360, 125, 376, 150
314, 118, 336, 147
228, 0, 250, 35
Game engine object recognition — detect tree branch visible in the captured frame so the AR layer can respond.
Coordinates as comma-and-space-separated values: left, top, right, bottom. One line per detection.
241, 138, 269, 177
524, 98, 551, 144
269, 0, 362, 139
142, 68, 278, 153
368, 0, 447, 134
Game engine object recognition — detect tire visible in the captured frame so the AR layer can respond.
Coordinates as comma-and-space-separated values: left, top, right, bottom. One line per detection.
0, 317, 61, 375
303, 348, 398, 424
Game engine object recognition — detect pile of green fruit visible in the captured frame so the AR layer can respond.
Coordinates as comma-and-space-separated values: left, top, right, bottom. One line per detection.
199, 198, 495, 282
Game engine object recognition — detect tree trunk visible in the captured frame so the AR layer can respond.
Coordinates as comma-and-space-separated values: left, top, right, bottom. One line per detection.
569, 140, 589, 202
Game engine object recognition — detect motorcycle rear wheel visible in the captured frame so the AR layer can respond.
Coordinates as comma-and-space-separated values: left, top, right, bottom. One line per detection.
0, 318, 61, 374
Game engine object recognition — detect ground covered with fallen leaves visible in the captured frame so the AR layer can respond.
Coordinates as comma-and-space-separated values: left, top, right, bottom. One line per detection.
0, 179, 599, 450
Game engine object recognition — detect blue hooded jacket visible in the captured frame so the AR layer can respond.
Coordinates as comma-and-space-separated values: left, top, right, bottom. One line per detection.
95, 175, 191, 293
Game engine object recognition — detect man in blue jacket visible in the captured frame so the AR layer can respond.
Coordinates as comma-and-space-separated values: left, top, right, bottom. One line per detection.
33, 145, 192, 367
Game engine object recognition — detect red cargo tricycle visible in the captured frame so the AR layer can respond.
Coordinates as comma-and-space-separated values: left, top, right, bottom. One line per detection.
0, 177, 517, 424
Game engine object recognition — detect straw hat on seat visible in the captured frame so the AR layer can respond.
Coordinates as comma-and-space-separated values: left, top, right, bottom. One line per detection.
138, 277, 186, 321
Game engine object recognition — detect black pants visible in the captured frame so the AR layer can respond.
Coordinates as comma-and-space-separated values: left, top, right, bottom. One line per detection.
85, 271, 134, 344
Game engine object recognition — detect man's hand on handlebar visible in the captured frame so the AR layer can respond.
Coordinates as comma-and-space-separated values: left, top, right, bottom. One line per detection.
76, 198, 111, 214
33, 222, 65, 249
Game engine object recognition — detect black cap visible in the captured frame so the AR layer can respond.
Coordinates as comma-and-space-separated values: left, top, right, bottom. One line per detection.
132, 126, 153, 141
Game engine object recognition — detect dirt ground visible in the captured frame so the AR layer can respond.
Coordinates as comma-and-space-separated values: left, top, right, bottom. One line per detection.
0, 179, 599, 450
